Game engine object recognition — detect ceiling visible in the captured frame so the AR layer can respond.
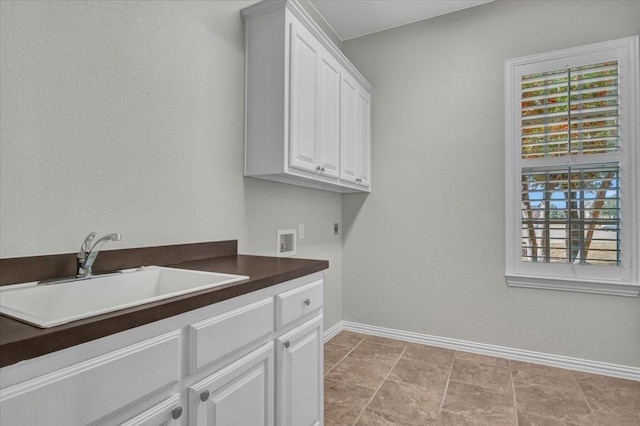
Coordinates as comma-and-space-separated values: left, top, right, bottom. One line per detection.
308, 0, 493, 41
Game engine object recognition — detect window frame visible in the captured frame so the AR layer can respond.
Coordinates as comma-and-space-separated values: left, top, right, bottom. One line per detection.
505, 36, 639, 297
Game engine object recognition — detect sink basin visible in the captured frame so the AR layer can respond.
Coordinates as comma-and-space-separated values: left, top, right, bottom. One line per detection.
0, 266, 249, 328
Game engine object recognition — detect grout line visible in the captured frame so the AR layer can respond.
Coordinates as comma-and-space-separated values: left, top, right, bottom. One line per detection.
434, 350, 457, 423
509, 359, 519, 426
351, 346, 407, 426
324, 336, 367, 378
571, 370, 602, 426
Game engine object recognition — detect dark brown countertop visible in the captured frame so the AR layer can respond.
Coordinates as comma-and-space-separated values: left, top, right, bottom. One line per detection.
0, 254, 328, 368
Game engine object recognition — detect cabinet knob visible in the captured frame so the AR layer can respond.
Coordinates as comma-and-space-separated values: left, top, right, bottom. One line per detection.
356, 178, 362, 183
171, 406, 183, 420
304, 298, 311, 306
200, 390, 210, 402
283, 340, 291, 348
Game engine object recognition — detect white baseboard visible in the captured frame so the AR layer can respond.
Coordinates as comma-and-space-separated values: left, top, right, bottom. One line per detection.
324, 320, 640, 382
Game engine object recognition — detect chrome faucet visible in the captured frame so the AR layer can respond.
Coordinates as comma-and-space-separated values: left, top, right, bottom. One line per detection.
77, 232, 121, 278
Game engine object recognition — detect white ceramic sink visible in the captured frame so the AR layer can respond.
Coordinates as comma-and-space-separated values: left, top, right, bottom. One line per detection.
0, 266, 249, 328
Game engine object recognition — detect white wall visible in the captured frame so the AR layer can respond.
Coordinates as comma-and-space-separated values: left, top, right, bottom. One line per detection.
0, 1, 343, 328
342, 0, 640, 367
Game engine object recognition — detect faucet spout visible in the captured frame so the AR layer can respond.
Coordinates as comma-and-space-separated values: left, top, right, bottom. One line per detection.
78, 232, 121, 278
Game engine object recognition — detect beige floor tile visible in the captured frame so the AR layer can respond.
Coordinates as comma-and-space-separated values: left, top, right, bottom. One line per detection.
591, 411, 640, 426
327, 331, 367, 349
324, 355, 395, 389
514, 384, 592, 423
363, 335, 408, 348
574, 372, 640, 425
388, 358, 450, 389
348, 341, 404, 366
454, 351, 510, 368
403, 343, 455, 367
435, 409, 515, 426
517, 410, 597, 426
573, 371, 640, 393
325, 342, 353, 367
324, 378, 376, 426
364, 379, 443, 425
449, 358, 512, 394
441, 380, 515, 420
355, 408, 423, 426
511, 361, 581, 392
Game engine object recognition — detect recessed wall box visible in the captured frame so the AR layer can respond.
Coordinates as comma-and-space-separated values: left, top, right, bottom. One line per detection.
276, 229, 297, 257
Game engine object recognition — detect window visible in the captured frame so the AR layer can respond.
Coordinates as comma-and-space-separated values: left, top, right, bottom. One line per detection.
505, 36, 639, 296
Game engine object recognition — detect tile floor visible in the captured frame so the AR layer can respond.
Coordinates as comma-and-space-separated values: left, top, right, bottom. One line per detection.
324, 331, 640, 426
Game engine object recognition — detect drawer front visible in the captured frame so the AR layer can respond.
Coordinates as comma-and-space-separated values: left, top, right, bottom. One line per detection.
188, 297, 274, 374
0, 331, 181, 426
276, 279, 323, 329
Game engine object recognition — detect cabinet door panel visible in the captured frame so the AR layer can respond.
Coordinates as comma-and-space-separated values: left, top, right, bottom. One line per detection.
356, 90, 371, 187
277, 315, 323, 426
340, 75, 358, 183
317, 54, 341, 179
289, 22, 319, 174
190, 342, 274, 426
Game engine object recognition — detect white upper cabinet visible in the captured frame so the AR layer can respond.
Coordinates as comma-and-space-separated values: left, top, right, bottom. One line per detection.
242, 0, 373, 193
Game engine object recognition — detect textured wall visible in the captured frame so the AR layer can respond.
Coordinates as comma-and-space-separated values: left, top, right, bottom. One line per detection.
0, 0, 343, 329
342, 0, 640, 367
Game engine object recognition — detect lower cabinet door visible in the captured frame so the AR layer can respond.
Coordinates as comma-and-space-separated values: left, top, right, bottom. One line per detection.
276, 315, 323, 426
120, 395, 183, 426
189, 342, 274, 426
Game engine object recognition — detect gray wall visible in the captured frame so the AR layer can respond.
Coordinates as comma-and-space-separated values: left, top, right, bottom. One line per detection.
0, 0, 343, 329
341, 0, 640, 367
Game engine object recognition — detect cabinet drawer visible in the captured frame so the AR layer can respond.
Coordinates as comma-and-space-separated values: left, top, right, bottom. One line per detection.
188, 297, 274, 374
0, 331, 181, 426
276, 279, 323, 329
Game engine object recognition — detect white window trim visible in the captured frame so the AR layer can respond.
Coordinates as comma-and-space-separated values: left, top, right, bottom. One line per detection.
505, 36, 640, 297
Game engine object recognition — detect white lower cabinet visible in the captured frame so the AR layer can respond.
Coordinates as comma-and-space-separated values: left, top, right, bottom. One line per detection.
276, 315, 324, 426
0, 272, 324, 426
189, 343, 274, 426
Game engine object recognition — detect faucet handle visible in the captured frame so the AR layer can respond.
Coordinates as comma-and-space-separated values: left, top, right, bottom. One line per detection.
79, 232, 97, 257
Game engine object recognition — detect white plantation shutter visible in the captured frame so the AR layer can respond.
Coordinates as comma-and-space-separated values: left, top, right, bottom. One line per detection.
520, 164, 620, 266
505, 36, 639, 296
521, 62, 619, 158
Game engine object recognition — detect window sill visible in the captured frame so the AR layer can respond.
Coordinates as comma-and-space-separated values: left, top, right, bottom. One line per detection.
506, 274, 639, 297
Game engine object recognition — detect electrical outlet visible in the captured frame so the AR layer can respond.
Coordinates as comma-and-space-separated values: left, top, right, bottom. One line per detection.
298, 224, 304, 239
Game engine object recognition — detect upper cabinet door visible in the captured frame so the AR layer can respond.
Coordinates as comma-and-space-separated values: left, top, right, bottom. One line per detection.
316, 53, 341, 180
356, 90, 371, 187
288, 22, 320, 175
340, 74, 358, 184
341, 72, 370, 189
